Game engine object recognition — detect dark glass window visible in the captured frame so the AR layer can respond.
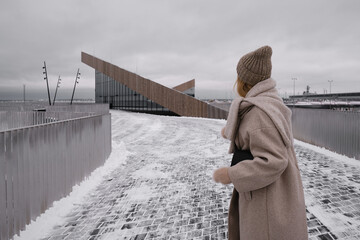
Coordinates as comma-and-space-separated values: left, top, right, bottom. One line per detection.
95, 72, 175, 115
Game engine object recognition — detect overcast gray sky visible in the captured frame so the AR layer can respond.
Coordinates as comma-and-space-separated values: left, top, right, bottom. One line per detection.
1, 0, 359, 100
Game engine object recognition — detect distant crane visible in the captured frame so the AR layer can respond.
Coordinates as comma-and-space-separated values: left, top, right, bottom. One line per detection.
70, 68, 80, 105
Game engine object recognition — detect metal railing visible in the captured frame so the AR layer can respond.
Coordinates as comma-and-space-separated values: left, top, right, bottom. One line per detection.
0, 106, 111, 240
291, 108, 360, 160
0, 103, 110, 132
0, 102, 108, 114
0, 111, 97, 132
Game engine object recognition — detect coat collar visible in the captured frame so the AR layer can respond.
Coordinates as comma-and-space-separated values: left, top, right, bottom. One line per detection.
246, 78, 277, 98
225, 78, 292, 153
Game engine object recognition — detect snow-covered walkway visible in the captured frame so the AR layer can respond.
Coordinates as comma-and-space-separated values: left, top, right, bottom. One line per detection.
15, 110, 360, 240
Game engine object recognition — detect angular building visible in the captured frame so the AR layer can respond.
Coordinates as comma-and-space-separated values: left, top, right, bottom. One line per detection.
82, 52, 228, 119
172, 79, 195, 97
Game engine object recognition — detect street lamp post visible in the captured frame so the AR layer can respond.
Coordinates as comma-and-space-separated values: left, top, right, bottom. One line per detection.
328, 80, 333, 94
292, 77, 297, 96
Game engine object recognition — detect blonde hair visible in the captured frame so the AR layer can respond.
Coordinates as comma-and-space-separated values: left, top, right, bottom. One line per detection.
234, 76, 253, 97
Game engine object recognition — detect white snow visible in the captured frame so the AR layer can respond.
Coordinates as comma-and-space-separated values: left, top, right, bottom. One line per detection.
14, 140, 130, 240
294, 139, 360, 167
12, 110, 360, 240
131, 163, 169, 180
294, 100, 360, 106
295, 139, 360, 236
306, 205, 352, 235
123, 184, 157, 202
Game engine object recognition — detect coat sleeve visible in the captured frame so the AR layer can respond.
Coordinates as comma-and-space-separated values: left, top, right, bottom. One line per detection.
227, 127, 288, 193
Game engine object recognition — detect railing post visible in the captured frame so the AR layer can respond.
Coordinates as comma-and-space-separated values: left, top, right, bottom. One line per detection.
0, 132, 8, 240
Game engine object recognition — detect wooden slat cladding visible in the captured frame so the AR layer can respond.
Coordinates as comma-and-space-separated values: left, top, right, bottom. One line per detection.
172, 79, 195, 92
82, 52, 228, 119
207, 104, 228, 119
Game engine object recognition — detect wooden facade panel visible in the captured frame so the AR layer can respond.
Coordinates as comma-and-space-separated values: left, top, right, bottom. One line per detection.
139, 77, 146, 98
135, 75, 140, 94
207, 104, 228, 120
168, 88, 174, 113
108, 63, 115, 80
129, 72, 136, 91
114, 67, 120, 84
139, 77, 147, 99
123, 70, 129, 88
175, 92, 182, 115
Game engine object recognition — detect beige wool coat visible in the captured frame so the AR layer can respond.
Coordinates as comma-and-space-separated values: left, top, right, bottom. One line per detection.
223, 78, 308, 240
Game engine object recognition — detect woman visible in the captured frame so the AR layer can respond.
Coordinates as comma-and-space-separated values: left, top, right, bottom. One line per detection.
213, 46, 308, 239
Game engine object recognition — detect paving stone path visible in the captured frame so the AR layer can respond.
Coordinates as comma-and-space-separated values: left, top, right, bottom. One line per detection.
39, 110, 359, 240
296, 144, 360, 239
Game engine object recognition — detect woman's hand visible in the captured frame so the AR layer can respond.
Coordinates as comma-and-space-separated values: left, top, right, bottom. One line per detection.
213, 167, 232, 184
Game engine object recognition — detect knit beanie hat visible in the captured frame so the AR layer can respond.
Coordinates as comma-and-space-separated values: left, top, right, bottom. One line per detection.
236, 45, 272, 86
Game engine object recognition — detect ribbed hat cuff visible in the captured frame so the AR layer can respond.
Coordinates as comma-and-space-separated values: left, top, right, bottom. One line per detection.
237, 64, 270, 86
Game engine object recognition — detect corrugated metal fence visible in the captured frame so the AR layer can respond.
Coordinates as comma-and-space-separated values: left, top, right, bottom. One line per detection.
0, 113, 111, 240
291, 108, 360, 160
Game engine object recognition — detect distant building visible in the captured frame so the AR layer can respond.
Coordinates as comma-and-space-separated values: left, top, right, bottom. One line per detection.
289, 92, 360, 101
302, 85, 317, 96
82, 52, 228, 119
285, 92, 360, 111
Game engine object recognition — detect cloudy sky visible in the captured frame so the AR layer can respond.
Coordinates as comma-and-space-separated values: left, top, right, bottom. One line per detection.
1, 0, 359, 100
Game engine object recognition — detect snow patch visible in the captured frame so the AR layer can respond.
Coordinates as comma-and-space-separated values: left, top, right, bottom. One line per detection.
180, 116, 227, 123
307, 205, 352, 234
294, 139, 360, 166
132, 163, 169, 180
124, 183, 157, 202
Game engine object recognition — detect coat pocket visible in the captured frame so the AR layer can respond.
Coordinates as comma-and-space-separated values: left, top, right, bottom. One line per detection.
244, 191, 252, 201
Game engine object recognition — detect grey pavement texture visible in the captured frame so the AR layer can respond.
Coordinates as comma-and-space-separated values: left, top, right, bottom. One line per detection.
40, 110, 359, 240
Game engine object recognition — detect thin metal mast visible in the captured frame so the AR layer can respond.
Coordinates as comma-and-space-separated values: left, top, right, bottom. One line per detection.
70, 69, 80, 105
23, 84, 25, 103
53, 75, 61, 105
43, 61, 52, 105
